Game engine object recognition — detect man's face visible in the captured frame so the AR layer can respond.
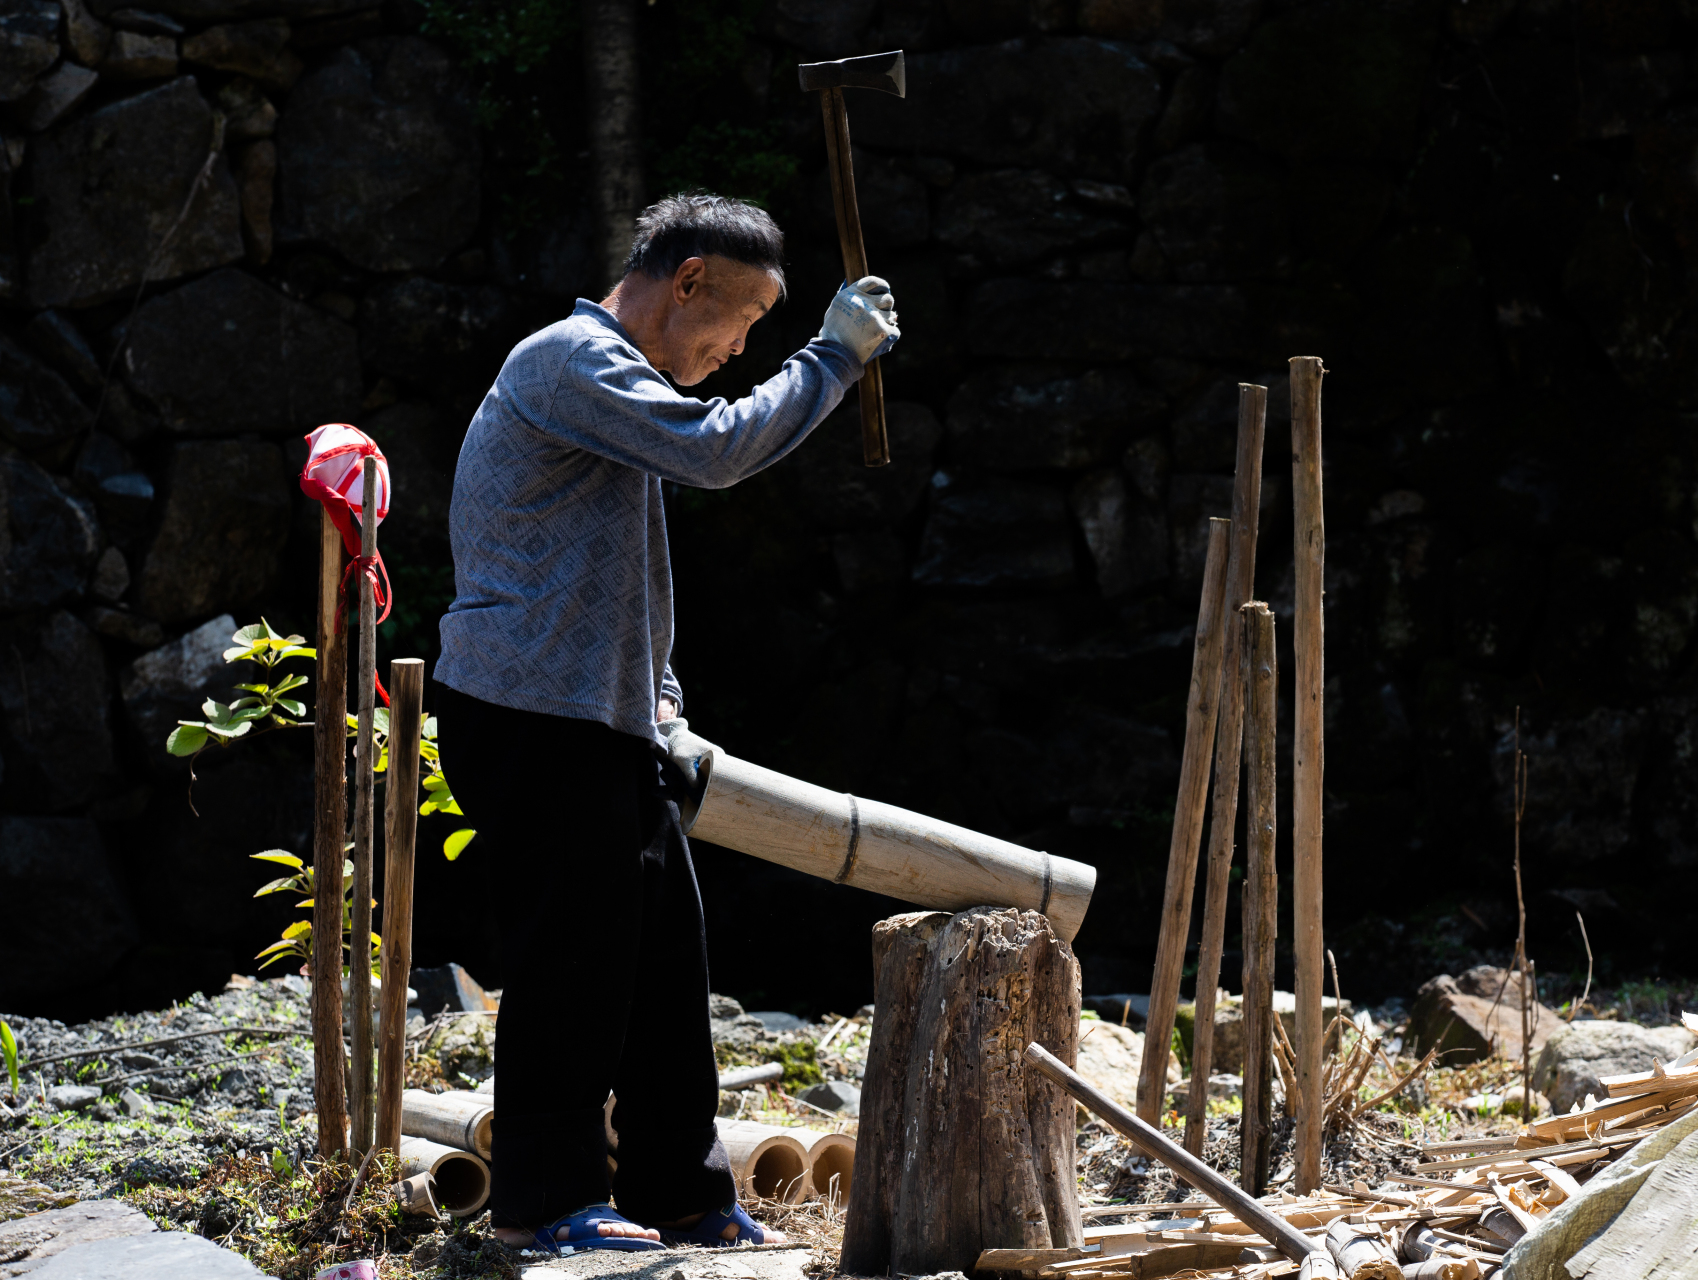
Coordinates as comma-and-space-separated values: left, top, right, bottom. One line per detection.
658, 256, 781, 386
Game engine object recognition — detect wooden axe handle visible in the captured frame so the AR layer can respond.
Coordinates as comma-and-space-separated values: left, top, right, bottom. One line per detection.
818, 85, 890, 468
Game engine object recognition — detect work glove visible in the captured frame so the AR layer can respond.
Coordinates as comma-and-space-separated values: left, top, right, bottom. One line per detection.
819, 276, 900, 364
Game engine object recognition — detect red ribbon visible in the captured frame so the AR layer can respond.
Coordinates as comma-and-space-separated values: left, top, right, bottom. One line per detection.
335, 551, 393, 708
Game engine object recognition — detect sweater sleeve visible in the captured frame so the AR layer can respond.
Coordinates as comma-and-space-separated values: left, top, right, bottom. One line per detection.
538, 334, 862, 489
660, 663, 683, 716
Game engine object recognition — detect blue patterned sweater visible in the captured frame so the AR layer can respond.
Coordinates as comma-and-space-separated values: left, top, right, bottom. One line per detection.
435, 300, 860, 743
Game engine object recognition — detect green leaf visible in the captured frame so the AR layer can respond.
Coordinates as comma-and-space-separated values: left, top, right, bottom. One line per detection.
203, 720, 253, 740
202, 698, 231, 721
421, 773, 448, 791
252, 876, 301, 898
275, 699, 306, 718
281, 920, 312, 940
443, 829, 477, 861
278, 645, 316, 661
421, 716, 438, 739
232, 683, 271, 694
228, 698, 265, 713
373, 707, 391, 736
166, 724, 209, 755
272, 673, 309, 695
251, 850, 303, 868
1, 1020, 18, 1095
231, 623, 269, 646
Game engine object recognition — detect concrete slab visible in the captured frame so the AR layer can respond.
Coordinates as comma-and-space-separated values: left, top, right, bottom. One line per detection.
0, 1198, 155, 1274
516, 1243, 813, 1280
28, 1229, 271, 1278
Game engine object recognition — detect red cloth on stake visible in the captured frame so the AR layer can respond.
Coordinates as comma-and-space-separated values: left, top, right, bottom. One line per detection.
302, 423, 393, 706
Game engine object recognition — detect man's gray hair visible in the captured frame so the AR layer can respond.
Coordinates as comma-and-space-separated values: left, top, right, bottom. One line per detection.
623, 193, 787, 300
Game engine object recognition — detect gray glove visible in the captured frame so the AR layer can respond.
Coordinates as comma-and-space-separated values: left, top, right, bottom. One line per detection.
818, 276, 900, 363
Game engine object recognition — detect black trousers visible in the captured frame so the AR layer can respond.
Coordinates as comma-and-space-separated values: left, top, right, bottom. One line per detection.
433, 682, 736, 1229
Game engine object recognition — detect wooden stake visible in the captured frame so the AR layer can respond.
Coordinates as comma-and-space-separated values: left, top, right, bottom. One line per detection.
376, 657, 424, 1157
349, 455, 379, 1157
1185, 384, 1267, 1154
311, 506, 349, 1159
1239, 602, 1277, 1194
1290, 356, 1326, 1192
1136, 517, 1233, 1124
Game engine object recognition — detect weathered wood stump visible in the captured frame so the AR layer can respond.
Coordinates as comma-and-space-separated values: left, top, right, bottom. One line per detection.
840, 907, 1083, 1277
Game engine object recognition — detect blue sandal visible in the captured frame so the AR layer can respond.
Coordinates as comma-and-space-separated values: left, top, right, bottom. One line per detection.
524, 1203, 665, 1254
659, 1202, 770, 1247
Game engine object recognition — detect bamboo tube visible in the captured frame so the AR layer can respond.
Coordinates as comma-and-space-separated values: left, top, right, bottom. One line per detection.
349, 455, 379, 1157
398, 1136, 490, 1217
719, 1063, 783, 1090
1187, 384, 1267, 1154
401, 1088, 492, 1160
312, 505, 349, 1159
718, 1120, 810, 1204
1300, 1252, 1342, 1280
1324, 1220, 1400, 1279
1136, 517, 1233, 1124
392, 1171, 439, 1217
795, 1128, 856, 1205
1290, 356, 1326, 1192
660, 736, 1096, 942
1239, 602, 1277, 1194
378, 658, 425, 1157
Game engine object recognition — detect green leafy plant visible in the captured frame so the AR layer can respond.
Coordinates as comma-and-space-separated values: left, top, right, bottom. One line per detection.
249, 850, 378, 976
356, 706, 476, 860
1, 1019, 18, 1095
166, 621, 314, 759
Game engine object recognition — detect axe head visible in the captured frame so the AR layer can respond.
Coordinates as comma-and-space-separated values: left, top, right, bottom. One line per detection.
798, 49, 905, 97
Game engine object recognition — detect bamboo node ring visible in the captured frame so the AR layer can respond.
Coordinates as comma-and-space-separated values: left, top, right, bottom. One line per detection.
836, 793, 863, 883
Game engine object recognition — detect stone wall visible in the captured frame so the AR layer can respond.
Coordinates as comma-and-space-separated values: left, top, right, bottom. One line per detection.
1, 0, 1694, 1018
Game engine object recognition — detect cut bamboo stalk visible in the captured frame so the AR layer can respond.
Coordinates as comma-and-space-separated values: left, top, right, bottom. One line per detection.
660, 739, 1097, 942
1290, 355, 1326, 1192
377, 658, 424, 1158
1299, 1252, 1342, 1280
311, 505, 349, 1159
398, 1136, 490, 1217
1323, 1219, 1399, 1278
1240, 602, 1277, 1193
718, 1120, 810, 1203
719, 1062, 783, 1090
401, 1087, 492, 1160
1187, 383, 1267, 1154
795, 1127, 856, 1205
1024, 1042, 1324, 1268
392, 1171, 439, 1216
349, 455, 379, 1157
1136, 517, 1233, 1124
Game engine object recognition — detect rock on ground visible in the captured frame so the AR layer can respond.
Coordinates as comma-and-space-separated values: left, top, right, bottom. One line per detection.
119, 614, 238, 760
28, 77, 243, 308
1534, 1019, 1698, 1113
0, 454, 100, 613
1408, 965, 1564, 1065
1076, 1019, 1179, 1112
0, 0, 61, 101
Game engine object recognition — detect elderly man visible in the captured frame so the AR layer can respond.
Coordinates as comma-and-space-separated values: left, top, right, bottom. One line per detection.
433, 194, 897, 1255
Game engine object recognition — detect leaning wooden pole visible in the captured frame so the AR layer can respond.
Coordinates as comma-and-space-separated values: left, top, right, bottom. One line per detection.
1185, 384, 1266, 1154
1136, 518, 1232, 1125
349, 455, 379, 1157
1290, 356, 1326, 1192
311, 506, 349, 1159
1239, 602, 1278, 1194
377, 658, 425, 1157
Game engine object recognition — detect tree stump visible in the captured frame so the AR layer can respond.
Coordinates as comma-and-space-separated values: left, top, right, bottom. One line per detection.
840, 907, 1083, 1277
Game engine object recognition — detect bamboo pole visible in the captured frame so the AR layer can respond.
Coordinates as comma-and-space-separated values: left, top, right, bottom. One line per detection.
377, 658, 424, 1156
1290, 356, 1326, 1192
1136, 518, 1233, 1124
349, 455, 379, 1157
1185, 384, 1267, 1154
311, 507, 349, 1159
1239, 602, 1277, 1194
398, 1136, 490, 1217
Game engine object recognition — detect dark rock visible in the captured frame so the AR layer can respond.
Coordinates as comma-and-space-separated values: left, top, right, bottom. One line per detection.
122, 268, 360, 435
747, 1010, 805, 1032
773, 0, 876, 53
1534, 1020, 1698, 1113
1577, 51, 1685, 140
946, 364, 1160, 470
1151, 63, 1216, 153
852, 38, 1161, 180
488, 208, 590, 298
1517, 708, 1645, 864
913, 474, 1075, 589
818, 148, 932, 251
48, 1084, 103, 1110
25, 311, 104, 401
1407, 970, 1563, 1065
1167, 473, 1235, 587
967, 278, 1247, 361
934, 169, 1126, 265
88, 605, 162, 647
18, 62, 100, 130
90, 0, 372, 18
358, 400, 455, 556
88, 545, 130, 601
28, 77, 243, 309
216, 75, 275, 140
1452, 542, 1543, 668
0, 0, 60, 101
234, 139, 274, 263
100, 29, 179, 78
358, 276, 525, 396
73, 431, 138, 491
134, 441, 289, 622
0, 452, 101, 612
832, 530, 908, 593
118, 613, 236, 756
0, 817, 137, 1006
409, 961, 496, 1015
276, 36, 480, 272
1137, 143, 1289, 281
63, 0, 112, 64
1217, 3, 1435, 162
762, 400, 942, 530
1353, 226, 1495, 400
0, 611, 118, 810
1070, 437, 1171, 594
0, 140, 16, 297
1078, 0, 1262, 56
1070, 470, 1133, 596
181, 18, 300, 91
107, 9, 184, 33
0, 334, 95, 458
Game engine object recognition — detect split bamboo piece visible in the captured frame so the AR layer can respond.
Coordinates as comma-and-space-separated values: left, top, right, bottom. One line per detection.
718, 1120, 810, 1203
1136, 517, 1233, 1124
377, 658, 424, 1157
401, 1088, 493, 1160
1299, 1248, 1341, 1278
398, 1136, 490, 1217
1240, 602, 1277, 1192
311, 506, 349, 1157
794, 1127, 855, 1205
1187, 386, 1266, 1155
392, 1172, 439, 1216
1323, 1218, 1399, 1278
1290, 355, 1326, 1192
349, 455, 380, 1157
660, 735, 1097, 942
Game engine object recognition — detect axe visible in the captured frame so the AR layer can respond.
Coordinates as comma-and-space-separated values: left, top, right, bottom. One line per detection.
799, 50, 905, 468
